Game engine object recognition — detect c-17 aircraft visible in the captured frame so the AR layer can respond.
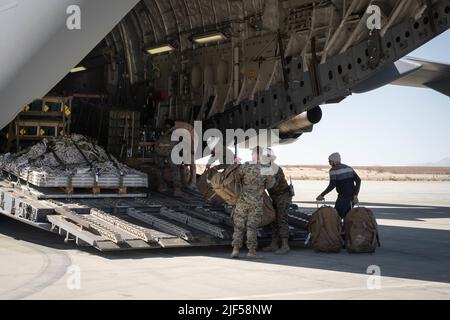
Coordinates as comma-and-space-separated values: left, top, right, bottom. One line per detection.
0, 0, 448, 251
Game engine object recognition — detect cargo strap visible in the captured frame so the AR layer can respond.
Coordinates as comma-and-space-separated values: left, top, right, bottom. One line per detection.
45, 142, 67, 170
71, 138, 94, 169
71, 138, 100, 189
67, 173, 74, 193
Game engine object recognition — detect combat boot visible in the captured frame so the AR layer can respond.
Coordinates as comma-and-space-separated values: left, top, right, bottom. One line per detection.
262, 239, 279, 252
247, 249, 262, 259
275, 238, 290, 255
230, 247, 240, 259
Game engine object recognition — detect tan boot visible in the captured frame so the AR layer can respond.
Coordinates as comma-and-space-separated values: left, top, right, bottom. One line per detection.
275, 238, 290, 255
247, 249, 262, 259
231, 247, 240, 259
263, 239, 279, 252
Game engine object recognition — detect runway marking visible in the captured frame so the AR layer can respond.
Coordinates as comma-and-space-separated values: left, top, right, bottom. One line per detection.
0, 239, 72, 300
212, 281, 450, 300
378, 218, 450, 231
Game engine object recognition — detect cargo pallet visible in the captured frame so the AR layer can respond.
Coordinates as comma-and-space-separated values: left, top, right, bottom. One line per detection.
1, 167, 148, 191
0, 178, 311, 252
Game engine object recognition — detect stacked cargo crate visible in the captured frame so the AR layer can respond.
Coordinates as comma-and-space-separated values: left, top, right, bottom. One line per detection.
14, 96, 72, 151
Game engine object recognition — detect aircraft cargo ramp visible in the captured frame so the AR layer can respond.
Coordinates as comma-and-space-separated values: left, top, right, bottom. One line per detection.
0, 179, 311, 252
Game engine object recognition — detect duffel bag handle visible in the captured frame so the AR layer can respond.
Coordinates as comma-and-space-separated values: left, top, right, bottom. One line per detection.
316, 200, 326, 208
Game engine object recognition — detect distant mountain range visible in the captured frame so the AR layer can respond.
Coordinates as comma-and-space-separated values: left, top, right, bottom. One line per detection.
418, 157, 450, 167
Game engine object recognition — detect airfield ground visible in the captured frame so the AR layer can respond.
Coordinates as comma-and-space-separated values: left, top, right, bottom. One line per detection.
0, 180, 449, 300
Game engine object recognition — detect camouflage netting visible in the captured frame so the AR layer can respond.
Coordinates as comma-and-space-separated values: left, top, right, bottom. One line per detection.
0, 134, 137, 177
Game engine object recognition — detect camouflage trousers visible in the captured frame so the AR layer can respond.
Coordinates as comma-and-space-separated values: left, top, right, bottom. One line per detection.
232, 199, 263, 250
154, 155, 182, 189
270, 193, 292, 240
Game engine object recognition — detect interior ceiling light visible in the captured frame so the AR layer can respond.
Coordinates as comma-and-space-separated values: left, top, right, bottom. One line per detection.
146, 44, 175, 55
193, 32, 226, 44
70, 66, 87, 73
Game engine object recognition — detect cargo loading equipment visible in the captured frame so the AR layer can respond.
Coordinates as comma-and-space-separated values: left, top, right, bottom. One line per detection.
0, 178, 311, 252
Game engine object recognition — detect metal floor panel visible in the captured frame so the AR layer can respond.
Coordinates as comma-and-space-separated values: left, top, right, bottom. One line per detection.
0, 180, 310, 252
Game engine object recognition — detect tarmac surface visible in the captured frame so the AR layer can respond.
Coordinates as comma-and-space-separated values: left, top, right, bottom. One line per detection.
0, 181, 449, 300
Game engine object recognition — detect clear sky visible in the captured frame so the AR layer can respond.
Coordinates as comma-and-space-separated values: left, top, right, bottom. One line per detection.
237, 30, 450, 166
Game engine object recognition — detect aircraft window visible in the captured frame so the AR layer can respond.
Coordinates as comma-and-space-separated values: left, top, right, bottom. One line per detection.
424, 17, 429, 25
357, 58, 362, 64
348, 64, 352, 70
338, 65, 342, 74
396, 36, 401, 43
405, 31, 410, 38
387, 42, 392, 48
300, 81, 304, 87
414, 22, 420, 29
297, 63, 302, 70
328, 71, 333, 80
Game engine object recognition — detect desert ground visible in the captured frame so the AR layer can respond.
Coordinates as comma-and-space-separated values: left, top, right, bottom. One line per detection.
0, 180, 449, 300
197, 165, 450, 181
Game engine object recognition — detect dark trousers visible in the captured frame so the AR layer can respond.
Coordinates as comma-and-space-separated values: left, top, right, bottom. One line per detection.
335, 197, 353, 219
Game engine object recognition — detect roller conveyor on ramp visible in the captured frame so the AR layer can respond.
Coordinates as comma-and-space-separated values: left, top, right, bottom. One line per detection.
0, 179, 310, 252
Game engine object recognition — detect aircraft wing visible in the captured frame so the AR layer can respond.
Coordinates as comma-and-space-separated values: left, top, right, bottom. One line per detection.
392, 57, 450, 97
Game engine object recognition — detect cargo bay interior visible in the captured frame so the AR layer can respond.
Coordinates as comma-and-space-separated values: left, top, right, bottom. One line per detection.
0, 0, 448, 251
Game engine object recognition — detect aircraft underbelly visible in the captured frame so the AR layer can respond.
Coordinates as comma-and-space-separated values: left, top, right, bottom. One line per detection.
0, 0, 139, 129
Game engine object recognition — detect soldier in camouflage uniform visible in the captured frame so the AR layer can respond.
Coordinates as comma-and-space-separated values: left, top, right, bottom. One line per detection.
262, 148, 292, 254
231, 147, 276, 259
154, 119, 184, 197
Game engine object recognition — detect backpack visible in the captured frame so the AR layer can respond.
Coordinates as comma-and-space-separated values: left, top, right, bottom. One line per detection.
308, 206, 343, 253
210, 164, 241, 205
197, 165, 227, 205
206, 164, 275, 227
344, 207, 380, 253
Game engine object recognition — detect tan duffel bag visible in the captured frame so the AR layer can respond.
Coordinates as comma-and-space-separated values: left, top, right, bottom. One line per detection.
344, 207, 380, 253
308, 206, 343, 253
199, 164, 275, 227
196, 165, 226, 205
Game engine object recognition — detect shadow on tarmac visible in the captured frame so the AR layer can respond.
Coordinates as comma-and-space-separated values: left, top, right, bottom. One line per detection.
1, 202, 450, 284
